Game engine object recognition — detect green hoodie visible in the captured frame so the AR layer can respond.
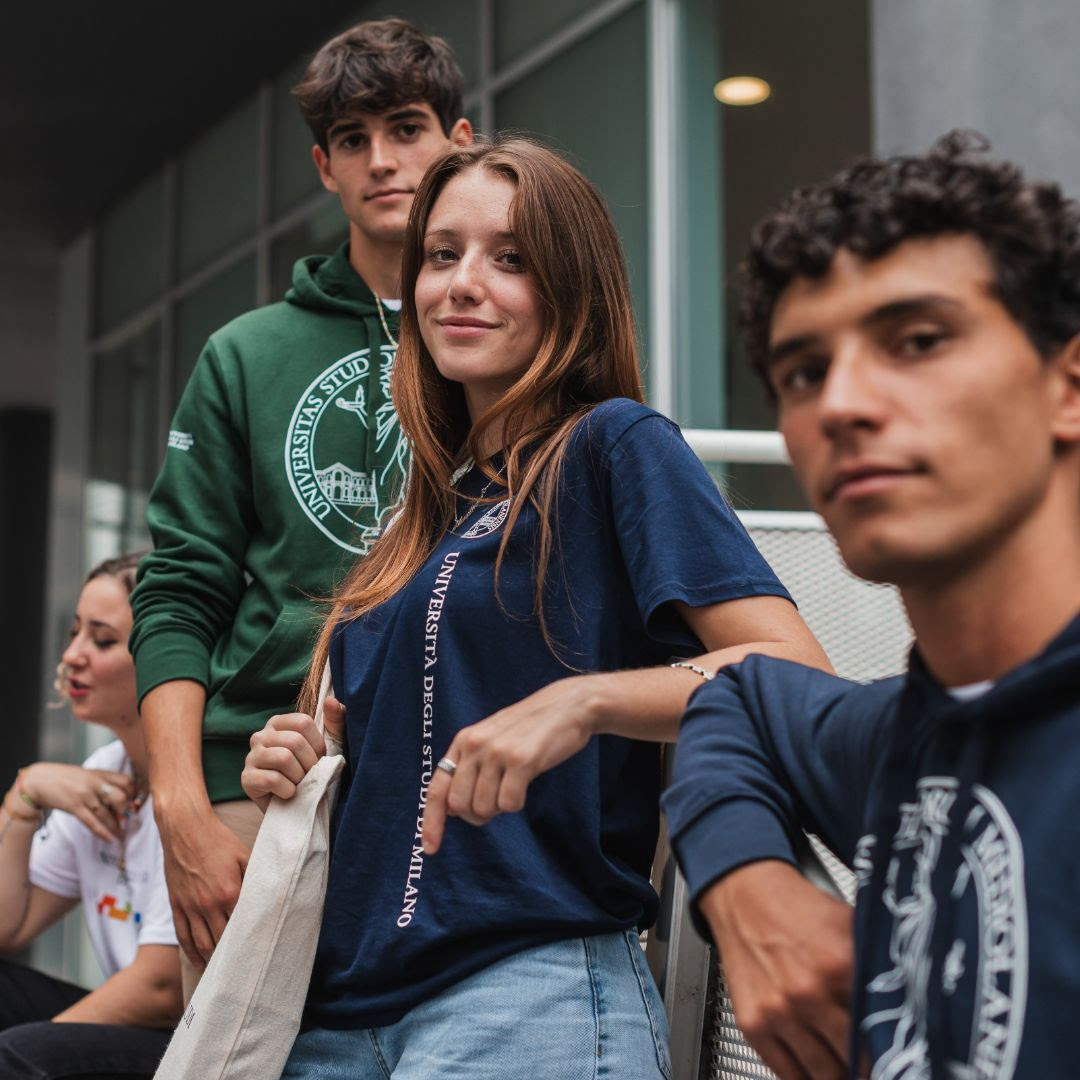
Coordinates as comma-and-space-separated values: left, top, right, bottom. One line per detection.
130, 243, 406, 801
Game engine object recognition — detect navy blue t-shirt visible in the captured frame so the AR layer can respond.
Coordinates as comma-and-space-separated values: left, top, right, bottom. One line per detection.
305, 398, 791, 1028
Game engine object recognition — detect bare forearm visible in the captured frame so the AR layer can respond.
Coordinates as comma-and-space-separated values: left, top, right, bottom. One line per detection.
588, 635, 832, 744
53, 947, 182, 1028
142, 684, 253, 966
141, 680, 210, 820
0, 795, 39, 944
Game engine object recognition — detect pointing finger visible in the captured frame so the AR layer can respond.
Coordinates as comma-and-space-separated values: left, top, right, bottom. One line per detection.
422, 768, 451, 855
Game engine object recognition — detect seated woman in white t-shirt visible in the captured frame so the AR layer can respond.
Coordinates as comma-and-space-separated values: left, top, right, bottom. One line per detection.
0, 553, 180, 1080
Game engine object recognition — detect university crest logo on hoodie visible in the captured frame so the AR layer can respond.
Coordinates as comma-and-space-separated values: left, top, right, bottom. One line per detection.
285, 345, 408, 553
858, 776, 1028, 1078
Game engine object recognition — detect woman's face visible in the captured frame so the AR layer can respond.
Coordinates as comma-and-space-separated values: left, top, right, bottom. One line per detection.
60, 575, 137, 729
416, 167, 546, 421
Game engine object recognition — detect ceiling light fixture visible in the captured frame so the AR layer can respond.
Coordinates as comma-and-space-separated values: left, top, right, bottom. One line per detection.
713, 76, 771, 106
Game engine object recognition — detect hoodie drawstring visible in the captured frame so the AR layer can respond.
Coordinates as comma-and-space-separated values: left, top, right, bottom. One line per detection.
849, 681, 921, 1075
921, 720, 991, 1066
361, 315, 384, 477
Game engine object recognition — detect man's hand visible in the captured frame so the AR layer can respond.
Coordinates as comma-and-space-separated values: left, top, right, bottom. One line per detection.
155, 806, 250, 970
700, 860, 854, 1080
141, 678, 272, 970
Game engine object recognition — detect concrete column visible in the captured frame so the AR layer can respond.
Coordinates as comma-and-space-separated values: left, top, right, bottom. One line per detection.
873, 0, 1080, 195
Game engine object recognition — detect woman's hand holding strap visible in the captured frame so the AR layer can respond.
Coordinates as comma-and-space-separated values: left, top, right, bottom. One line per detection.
241, 694, 346, 811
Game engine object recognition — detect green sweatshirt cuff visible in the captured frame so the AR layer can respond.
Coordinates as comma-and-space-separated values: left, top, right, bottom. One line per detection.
133, 628, 211, 705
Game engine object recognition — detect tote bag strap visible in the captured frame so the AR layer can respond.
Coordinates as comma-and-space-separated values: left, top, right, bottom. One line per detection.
312, 661, 343, 756
313, 662, 331, 734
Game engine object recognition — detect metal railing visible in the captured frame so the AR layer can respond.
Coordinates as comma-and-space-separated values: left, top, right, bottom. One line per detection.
684, 428, 789, 466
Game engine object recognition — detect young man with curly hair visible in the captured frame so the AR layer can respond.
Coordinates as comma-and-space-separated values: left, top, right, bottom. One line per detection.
129, 19, 471, 997
663, 132, 1080, 1078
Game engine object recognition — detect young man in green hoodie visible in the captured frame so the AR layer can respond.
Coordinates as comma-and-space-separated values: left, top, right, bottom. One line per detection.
129, 18, 472, 994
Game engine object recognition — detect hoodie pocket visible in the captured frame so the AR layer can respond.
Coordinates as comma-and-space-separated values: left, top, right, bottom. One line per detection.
214, 602, 317, 708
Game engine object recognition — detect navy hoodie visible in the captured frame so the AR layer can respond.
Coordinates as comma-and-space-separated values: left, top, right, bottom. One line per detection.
663, 611, 1080, 1078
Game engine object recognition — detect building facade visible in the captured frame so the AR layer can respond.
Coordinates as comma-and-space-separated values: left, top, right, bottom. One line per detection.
29, 0, 1080, 981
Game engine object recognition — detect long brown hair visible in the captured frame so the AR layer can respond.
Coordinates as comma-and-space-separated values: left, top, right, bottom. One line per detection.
300, 137, 642, 712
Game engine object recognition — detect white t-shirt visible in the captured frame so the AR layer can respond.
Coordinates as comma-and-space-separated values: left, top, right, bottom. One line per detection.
29, 740, 177, 977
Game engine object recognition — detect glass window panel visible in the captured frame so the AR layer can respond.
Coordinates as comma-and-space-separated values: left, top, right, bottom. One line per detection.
355, 0, 480, 87
87, 322, 162, 558
173, 257, 257, 407
31, 910, 94, 993
270, 200, 349, 301
95, 170, 166, 333
272, 57, 326, 217
494, 0, 594, 66
719, 0, 869, 510
177, 96, 260, 276
495, 5, 649, 362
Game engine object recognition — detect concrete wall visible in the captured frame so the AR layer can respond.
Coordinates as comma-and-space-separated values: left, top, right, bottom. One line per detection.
0, 259, 58, 409
873, 0, 1080, 196
0, 254, 58, 787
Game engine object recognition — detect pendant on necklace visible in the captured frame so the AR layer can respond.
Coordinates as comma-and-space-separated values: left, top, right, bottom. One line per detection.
452, 466, 507, 533
116, 789, 148, 881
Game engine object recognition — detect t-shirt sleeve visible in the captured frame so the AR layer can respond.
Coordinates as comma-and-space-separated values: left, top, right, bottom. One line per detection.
662, 655, 895, 928
600, 410, 791, 649
28, 812, 81, 900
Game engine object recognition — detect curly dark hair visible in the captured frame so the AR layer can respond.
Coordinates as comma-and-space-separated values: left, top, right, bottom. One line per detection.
294, 18, 464, 150
739, 130, 1080, 385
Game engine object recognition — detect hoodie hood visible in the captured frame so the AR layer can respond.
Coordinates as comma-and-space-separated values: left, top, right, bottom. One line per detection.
284, 241, 403, 478
286, 242, 383, 319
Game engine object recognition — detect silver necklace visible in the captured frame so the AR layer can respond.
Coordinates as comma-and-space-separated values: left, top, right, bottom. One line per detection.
116, 763, 149, 883
451, 460, 506, 532
374, 295, 399, 349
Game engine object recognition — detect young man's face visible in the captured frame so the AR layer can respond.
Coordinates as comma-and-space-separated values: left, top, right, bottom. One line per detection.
313, 102, 472, 260
766, 234, 1070, 588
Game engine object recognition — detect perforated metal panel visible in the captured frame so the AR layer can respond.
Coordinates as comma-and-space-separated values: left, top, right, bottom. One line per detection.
710, 966, 783, 1080
742, 513, 912, 682
682, 512, 909, 1080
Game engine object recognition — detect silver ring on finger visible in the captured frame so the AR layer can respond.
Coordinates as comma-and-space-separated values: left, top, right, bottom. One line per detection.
99, 782, 114, 798
436, 756, 458, 777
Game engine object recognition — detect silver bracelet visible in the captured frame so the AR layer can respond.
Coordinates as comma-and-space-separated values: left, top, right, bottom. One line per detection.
670, 661, 715, 681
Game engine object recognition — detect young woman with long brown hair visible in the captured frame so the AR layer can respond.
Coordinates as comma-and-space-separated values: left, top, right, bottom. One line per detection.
243, 137, 828, 1078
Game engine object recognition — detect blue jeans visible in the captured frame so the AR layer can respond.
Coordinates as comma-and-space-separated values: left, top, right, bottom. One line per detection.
283, 931, 671, 1079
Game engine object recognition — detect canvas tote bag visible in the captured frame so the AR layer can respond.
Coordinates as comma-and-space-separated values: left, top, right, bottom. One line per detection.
155, 664, 344, 1080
